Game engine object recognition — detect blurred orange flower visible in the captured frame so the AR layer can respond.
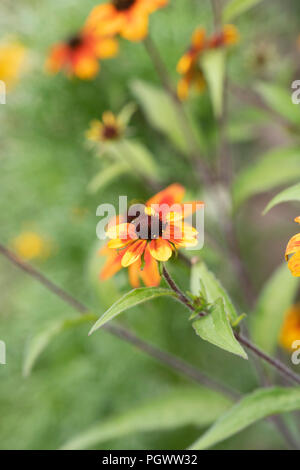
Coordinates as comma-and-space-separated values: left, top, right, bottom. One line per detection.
86, 0, 168, 42
279, 304, 300, 351
177, 25, 239, 100
45, 28, 118, 79
100, 184, 203, 287
285, 216, 300, 277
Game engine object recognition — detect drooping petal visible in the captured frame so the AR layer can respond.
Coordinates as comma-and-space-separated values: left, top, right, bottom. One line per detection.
140, 245, 161, 286
128, 259, 142, 288
100, 248, 124, 280
149, 239, 172, 261
285, 233, 300, 259
287, 251, 300, 277
121, 240, 147, 267
279, 304, 300, 351
121, 11, 149, 41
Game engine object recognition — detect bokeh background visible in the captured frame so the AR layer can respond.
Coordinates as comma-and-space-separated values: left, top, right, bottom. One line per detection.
1, 0, 300, 450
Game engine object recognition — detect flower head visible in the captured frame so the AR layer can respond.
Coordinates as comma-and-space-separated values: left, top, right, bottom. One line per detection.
285, 216, 300, 277
86, 0, 168, 42
279, 304, 300, 351
12, 231, 51, 261
87, 111, 123, 143
177, 25, 239, 100
100, 184, 203, 287
0, 39, 26, 90
45, 28, 118, 79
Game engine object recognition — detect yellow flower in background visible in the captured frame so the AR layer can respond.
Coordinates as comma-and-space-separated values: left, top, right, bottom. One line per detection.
86, 0, 168, 42
177, 25, 239, 100
86, 111, 123, 143
279, 304, 300, 351
12, 232, 51, 261
0, 39, 26, 90
86, 103, 136, 144
285, 216, 300, 277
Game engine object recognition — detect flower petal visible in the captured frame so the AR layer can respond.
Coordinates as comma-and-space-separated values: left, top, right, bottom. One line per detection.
140, 245, 161, 286
149, 239, 172, 262
106, 222, 137, 240
285, 233, 300, 259
146, 183, 185, 208
121, 240, 147, 267
288, 251, 300, 277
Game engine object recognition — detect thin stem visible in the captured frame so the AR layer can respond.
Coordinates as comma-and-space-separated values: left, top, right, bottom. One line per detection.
143, 36, 213, 186
162, 265, 199, 314
162, 262, 300, 386
0, 243, 237, 399
236, 333, 300, 386
210, 0, 222, 31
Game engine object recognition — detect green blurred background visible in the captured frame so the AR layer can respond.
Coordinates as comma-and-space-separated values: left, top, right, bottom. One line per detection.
0, 0, 300, 450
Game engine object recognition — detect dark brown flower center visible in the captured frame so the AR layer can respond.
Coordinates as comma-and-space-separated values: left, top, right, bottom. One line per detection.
102, 125, 119, 140
67, 34, 82, 49
131, 214, 165, 240
112, 0, 136, 11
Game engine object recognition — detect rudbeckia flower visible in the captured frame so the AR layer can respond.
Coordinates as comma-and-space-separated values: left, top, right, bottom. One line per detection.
285, 216, 300, 277
100, 184, 203, 287
176, 25, 239, 100
279, 304, 300, 351
87, 111, 123, 143
12, 231, 51, 261
0, 39, 26, 90
86, 0, 168, 42
45, 28, 118, 79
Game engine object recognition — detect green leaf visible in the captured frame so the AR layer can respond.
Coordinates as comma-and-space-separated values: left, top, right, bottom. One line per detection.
223, 0, 263, 22
87, 163, 129, 194
189, 387, 300, 450
60, 386, 232, 450
232, 147, 300, 208
250, 263, 299, 354
131, 79, 203, 154
23, 314, 97, 377
89, 288, 178, 335
191, 262, 238, 322
192, 298, 247, 359
111, 139, 160, 180
256, 82, 300, 127
202, 50, 225, 118
263, 183, 300, 214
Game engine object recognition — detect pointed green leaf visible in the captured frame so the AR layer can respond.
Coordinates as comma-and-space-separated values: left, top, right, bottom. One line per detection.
256, 82, 300, 127
223, 0, 263, 22
87, 163, 129, 194
263, 183, 300, 214
192, 298, 247, 359
110, 139, 160, 180
61, 386, 232, 450
131, 79, 203, 154
89, 288, 178, 335
191, 262, 238, 322
250, 263, 299, 354
232, 147, 300, 208
23, 314, 97, 377
189, 387, 300, 450
202, 50, 225, 118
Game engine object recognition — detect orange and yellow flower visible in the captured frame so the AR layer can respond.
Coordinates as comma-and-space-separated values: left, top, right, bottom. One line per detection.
285, 216, 300, 277
45, 27, 118, 79
100, 184, 203, 287
86, 0, 168, 42
279, 304, 300, 351
177, 25, 239, 100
